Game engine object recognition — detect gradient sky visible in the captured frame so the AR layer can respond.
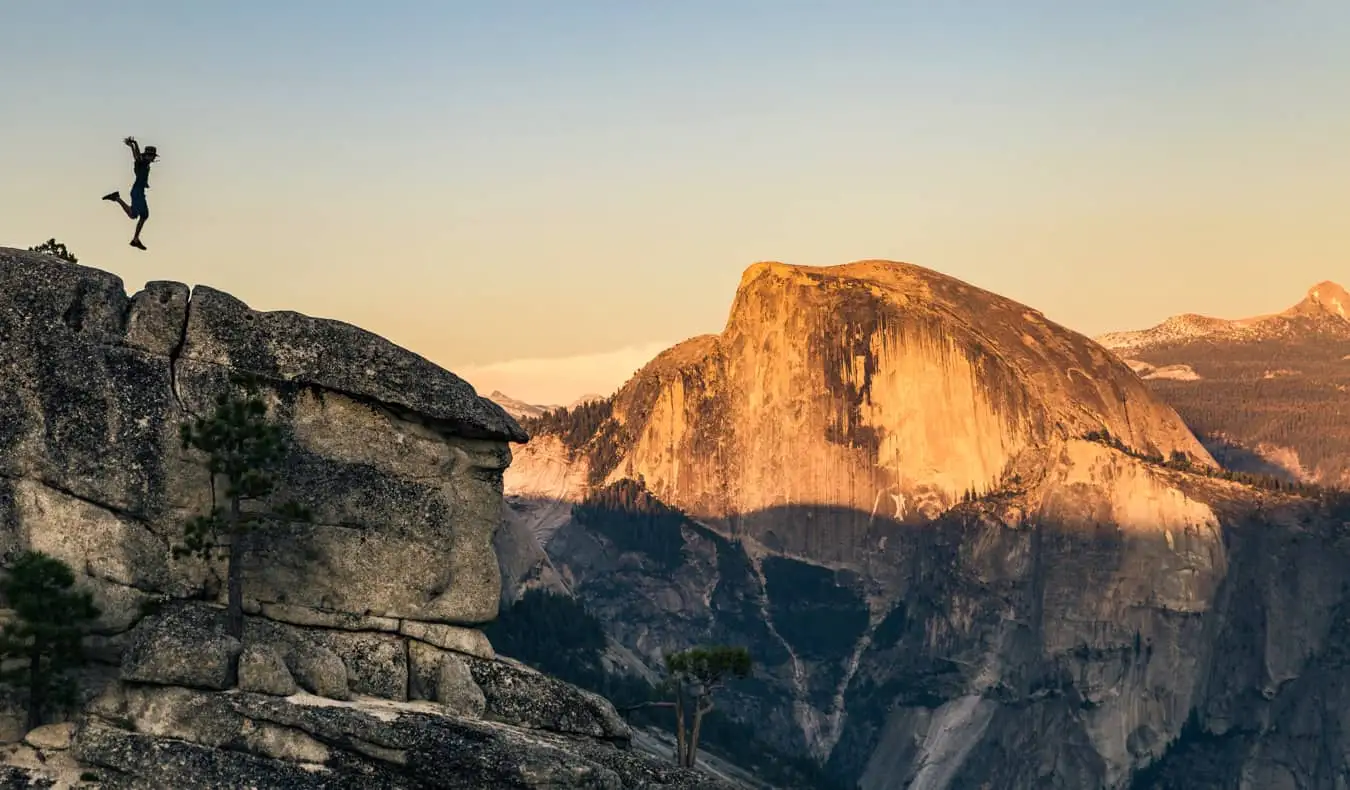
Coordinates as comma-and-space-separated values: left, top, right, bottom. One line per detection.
3, 2, 1348, 404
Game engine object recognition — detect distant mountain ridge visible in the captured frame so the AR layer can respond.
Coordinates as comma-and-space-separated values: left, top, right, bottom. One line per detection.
488, 390, 558, 420
488, 390, 607, 421
1096, 280, 1350, 353
1095, 279, 1350, 487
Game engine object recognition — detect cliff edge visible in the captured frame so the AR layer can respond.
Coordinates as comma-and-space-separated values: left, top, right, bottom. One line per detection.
0, 247, 732, 789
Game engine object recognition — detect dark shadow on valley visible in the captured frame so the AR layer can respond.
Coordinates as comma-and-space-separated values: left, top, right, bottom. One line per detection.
496, 480, 1350, 789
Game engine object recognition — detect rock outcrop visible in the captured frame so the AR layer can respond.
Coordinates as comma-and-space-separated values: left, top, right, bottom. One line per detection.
702, 261, 1206, 546
512, 259, 1213, 561
0, 248, 733, 788
504, 259, 1350, 788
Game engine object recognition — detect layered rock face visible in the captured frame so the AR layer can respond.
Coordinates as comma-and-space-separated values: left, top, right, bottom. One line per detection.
505, 260, 1350, 788
1, 247, 522, 638
0, 248, 732, 789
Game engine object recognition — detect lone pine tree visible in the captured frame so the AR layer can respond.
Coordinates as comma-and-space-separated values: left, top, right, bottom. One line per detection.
0, 551, 101, 732
662, 645, 752, 769
177, 375, 310, 639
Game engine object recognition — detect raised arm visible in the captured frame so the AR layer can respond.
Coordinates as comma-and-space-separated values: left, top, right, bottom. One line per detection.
124, 136, 142, 159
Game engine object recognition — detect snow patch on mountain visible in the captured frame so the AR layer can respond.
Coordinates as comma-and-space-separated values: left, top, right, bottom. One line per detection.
1123, 360, 1202, 381
487, 391, 559, 420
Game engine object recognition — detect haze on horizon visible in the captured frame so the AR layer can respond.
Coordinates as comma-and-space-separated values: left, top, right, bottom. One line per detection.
3, 1, 1348, 405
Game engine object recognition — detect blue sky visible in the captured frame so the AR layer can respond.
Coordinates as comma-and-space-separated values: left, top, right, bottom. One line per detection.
3, 1, 1348, 402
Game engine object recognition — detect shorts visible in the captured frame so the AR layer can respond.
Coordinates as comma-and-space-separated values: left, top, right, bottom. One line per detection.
130, 187, 149, 219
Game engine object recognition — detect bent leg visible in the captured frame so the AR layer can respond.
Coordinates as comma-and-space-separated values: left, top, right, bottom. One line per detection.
105, 192, 135, 218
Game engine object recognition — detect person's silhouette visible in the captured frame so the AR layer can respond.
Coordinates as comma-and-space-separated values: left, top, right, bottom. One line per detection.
102, 137, 159, 250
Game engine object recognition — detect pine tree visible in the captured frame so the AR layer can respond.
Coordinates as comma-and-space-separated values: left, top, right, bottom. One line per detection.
27, 238, 78, 264
176, 375, 310, 639
661, 645, 752, 769
0, 551, 101, 732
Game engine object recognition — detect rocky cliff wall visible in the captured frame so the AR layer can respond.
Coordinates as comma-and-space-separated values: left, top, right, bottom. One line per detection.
520, 437, 1350, 789
0, 248, 733, 789
504, 259, 1350, 789
1, 248, 524, 637
562, 260, 1214, 565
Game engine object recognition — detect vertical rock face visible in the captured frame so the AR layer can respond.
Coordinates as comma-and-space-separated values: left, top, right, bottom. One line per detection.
0, 249, 740, 789
0, 248, 521, 726
0, 247, 523, 633
575, 260, 1211, 563
505, 260, 1350, 789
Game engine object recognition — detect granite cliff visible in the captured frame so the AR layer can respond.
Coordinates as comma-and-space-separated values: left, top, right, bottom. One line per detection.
502, 260, 1350, 788
0, 247, 736, 789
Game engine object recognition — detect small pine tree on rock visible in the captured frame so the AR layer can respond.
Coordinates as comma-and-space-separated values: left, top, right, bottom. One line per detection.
0, 551, 101, 732
662, 645, 752, 769
27, 239, 78, 264
177, 374, 310, 639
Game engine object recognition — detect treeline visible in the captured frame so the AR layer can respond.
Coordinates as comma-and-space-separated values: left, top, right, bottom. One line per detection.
1081, 428, 1348, 502
1134, 339, 1350, 483
572, 479, 689, 571
519, 397, 615, 451
481, 588, 617, 691
519, 398, 632, 486
1137, 336, 1350, 370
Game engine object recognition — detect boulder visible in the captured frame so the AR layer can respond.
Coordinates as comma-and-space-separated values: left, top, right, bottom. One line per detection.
285, 641, 350, 701
244, 617, 406, 702
315, 629, 407, 701
120, 603, 241, 691
237, 643, 299, 697
23, 722, 74, 751
435, 653, 486, 718
465, 656, 631, 743
399, 620, 495, 659
0, 247, 526, 639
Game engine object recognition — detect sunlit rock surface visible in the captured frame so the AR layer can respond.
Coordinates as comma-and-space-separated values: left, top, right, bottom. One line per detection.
506, 259, 1350, 789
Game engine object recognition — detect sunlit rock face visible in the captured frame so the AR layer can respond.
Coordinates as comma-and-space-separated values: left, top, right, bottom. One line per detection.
505, 259, 1350, 789
587, 260, 1212, 563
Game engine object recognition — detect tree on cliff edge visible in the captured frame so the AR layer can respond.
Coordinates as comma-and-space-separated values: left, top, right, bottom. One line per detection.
176, 374, 310, 639
662, 645, 752, 769
27, 238, 78, 264
0, 551, 101, 732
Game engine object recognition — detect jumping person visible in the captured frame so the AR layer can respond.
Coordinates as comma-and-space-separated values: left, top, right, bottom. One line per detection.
102, 137, 158, 250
